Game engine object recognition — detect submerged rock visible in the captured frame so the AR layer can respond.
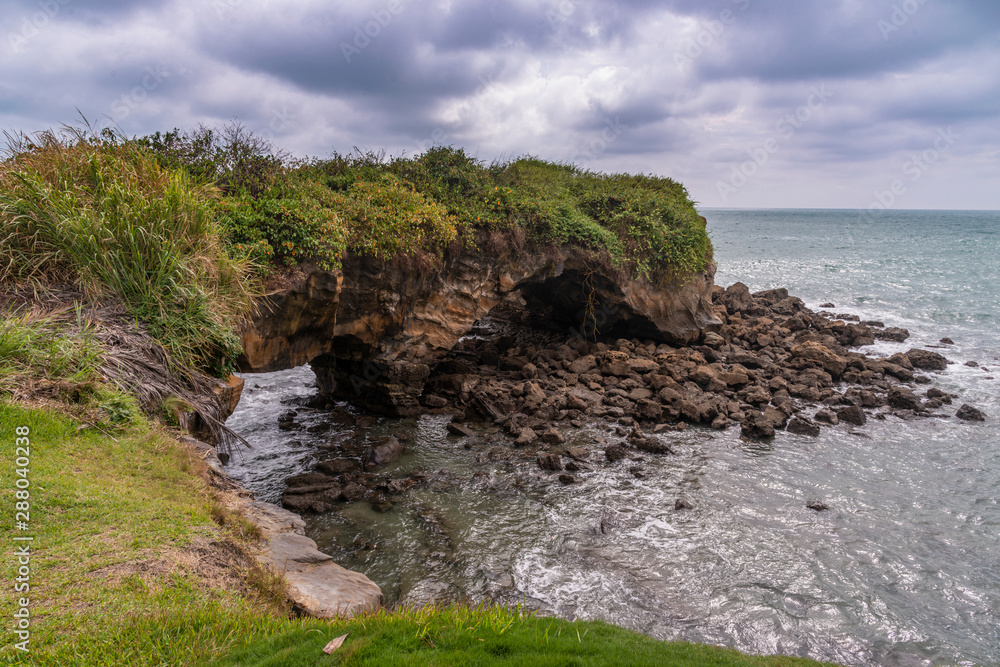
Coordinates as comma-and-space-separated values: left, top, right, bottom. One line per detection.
956, 404, 986, 421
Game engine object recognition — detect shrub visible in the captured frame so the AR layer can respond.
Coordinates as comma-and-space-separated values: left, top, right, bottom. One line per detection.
0, 130, 254, 375
336, 174, 459, 261
213, 176, 347, 271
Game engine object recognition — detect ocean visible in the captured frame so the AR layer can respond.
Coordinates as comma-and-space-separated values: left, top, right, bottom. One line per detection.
226, 208, 1000, 666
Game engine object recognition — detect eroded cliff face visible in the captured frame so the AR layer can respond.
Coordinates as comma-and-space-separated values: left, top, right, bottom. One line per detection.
239, 242, 720, 416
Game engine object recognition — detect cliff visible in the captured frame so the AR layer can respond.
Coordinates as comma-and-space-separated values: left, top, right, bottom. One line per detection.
239, 240, 721, 416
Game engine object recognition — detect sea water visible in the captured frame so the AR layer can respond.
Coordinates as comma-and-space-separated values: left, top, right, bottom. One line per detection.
226, 208, 1000, 666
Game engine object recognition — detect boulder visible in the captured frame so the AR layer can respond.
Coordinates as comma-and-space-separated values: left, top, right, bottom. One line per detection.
740, 411, 775, 440
537, 452, 563, 471
956, 404, 986, 421
888, 387, 922, 411
446, 422, 475, 437
242, 502, 381, 618
836, 406, 867, 426
598, 351, 632, 377
787, 416, 821, 437
877, 327, 910, 343
814, 408, 839, 425
791, 341, 847, 378
627, 429, 675, 455
604, 444, 627, 463
905, 349, 949, 371
569, 355, 597, 374
514, 428, 538, 447
722, 282, 754, 314
362, 436, 404, 470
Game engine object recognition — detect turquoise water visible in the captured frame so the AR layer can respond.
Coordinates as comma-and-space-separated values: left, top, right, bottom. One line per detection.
228, 209, 1000, 666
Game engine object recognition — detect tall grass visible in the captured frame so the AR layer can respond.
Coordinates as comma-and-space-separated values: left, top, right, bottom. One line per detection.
0, 130, 256, 375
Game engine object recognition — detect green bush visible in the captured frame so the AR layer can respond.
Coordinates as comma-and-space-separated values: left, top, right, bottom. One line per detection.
213, 176, 346, 270
0, 132, 254, 375
336, 174, 459, 261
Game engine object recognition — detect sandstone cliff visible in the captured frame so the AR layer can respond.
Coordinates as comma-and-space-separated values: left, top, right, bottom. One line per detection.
240, 241, 720, 416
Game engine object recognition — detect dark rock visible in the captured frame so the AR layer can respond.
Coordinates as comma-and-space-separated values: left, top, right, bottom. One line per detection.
877, 327, 910, 343
537, 452, 563, 471
541, 428, 566, 445
558, 474, 577, 485
806, 501, 829, 512
514, 428, 537, 446
965, 360, 979, 368
741, 411, 775, 440
763, 406, 789, 429
564, 447, 590, 461
341, 482, 368, 501
836, 405, 867, 426
820, 303, 836, 309
906, 349, 949, 371
939, 338, 955, 345
723, 282, 755, 314
315, 459, 357, 476
791, 341, 847, 378
446, 422, 475, 437
814, 408, 839, 425
604, 444, 627, 463
487, 446, 513, 461
362, 436, 404, 470
287, 472, 336, 488
888, 387, 922, 411
627, 428, 675, 455
423, 394, 448, 408
926, 388, 951, 404
710, 414, 731, 430
955, 404, 986, 421
787, 416, 821, 437
675, 499, 694, 510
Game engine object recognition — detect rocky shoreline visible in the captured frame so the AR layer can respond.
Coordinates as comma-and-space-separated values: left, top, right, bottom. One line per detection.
275, 283, 988, 517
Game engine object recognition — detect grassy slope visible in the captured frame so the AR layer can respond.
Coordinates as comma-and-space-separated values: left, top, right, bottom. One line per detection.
0, 403, 837, 666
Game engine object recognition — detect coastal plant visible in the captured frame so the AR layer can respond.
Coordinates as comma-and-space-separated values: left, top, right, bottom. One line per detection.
334, 174, 459, 261
0, 128, 256, 375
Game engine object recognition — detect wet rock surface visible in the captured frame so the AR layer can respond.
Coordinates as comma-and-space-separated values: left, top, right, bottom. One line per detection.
273, 282, 985, 522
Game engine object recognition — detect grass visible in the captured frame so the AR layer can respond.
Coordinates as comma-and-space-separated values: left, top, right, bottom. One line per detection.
0, 128, 255, 376
212, 604, 837, 667
0, 403, 288, 666
0, 402, 840, 666
1, 123, 712, 378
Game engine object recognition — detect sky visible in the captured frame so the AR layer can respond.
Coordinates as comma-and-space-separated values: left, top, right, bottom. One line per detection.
2, 0, 999, 210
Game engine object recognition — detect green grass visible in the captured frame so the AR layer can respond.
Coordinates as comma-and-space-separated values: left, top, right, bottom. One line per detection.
0, 403, 839, 666
211, 603, 837, 667
0, 131, 255, 376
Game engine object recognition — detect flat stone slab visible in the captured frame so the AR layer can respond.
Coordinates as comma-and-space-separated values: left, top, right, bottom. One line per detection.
244, 500, 382, 617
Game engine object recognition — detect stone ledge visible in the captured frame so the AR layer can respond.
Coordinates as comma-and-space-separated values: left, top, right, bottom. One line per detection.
182, 440, 383, 618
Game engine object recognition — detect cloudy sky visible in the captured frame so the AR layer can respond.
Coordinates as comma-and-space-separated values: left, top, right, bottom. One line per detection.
2, 0, 999, 209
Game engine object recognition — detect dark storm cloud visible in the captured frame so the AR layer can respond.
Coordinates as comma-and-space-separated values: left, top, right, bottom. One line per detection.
1, 0, 999, 207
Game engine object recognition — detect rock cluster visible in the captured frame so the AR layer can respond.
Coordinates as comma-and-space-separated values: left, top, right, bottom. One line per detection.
417, 283, 978, 445
277, 282, 987, 515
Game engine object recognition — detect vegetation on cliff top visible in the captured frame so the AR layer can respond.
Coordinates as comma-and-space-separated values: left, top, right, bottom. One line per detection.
1, 122, 710, 378
139, 122, 712, 280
